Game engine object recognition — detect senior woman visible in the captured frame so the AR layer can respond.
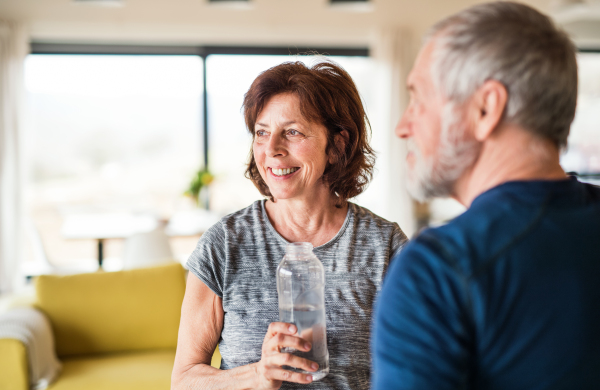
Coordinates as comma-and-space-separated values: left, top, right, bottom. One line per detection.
172, 61, 407, 390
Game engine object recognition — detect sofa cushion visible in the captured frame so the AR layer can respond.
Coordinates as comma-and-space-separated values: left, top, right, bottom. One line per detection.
35, 263, 186, 357
46, 349, 176, 390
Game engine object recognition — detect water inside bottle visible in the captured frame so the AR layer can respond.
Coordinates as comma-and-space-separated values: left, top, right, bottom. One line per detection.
279, 303, 329, 381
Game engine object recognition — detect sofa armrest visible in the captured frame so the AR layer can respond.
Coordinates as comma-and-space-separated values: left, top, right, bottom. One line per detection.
0, 338, 28, 390
0, 286, 36, 390
0, 308, 62, 390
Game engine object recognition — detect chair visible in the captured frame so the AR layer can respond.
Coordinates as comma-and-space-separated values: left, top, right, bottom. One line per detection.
21, 219, 98, 280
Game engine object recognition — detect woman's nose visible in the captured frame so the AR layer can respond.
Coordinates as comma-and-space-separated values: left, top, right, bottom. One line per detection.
265, 135, 286, 157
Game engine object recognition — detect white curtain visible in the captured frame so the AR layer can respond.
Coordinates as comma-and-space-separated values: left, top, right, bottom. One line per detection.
370, 28, 417, 237
0, 21, 28, 294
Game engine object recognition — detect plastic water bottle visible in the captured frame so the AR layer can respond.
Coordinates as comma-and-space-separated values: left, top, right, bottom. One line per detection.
276, 242, 329, 381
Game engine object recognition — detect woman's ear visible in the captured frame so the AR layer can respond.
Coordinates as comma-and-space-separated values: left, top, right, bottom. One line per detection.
329, 130, 349, 164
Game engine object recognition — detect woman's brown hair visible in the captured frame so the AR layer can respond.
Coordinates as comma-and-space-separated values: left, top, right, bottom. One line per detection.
243, 60, 375, 207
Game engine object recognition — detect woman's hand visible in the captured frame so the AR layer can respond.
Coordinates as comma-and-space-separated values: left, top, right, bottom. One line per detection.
254, 322, 319, 390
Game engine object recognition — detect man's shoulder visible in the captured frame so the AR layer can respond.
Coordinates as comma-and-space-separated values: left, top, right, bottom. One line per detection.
402, 188, 541, 276
404, 178, 600, 277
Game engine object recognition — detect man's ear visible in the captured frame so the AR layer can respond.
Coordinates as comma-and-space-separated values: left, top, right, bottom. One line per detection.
329, 130, 349, 164
471, 80, 508, 141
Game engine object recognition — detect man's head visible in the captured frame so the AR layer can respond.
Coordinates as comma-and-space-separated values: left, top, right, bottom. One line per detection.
396, 1, 578, 202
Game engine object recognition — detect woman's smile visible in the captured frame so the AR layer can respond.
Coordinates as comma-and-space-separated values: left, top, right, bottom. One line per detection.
269, 167, 300, 177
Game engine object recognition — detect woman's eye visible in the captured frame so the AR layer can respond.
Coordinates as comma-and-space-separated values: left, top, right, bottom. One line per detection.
256, 130, 267, 137
287, 129, 301, 136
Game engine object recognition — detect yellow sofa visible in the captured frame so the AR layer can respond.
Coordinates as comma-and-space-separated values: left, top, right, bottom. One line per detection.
0, 263, 220, 390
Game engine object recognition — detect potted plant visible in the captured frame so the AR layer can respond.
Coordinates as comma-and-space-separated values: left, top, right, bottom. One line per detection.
185, 168, 214, 208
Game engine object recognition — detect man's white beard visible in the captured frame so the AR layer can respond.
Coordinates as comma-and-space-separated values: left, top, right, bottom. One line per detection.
406, 103, 481, 202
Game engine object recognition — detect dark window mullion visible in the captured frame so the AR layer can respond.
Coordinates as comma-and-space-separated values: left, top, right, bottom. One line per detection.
202, 54, 209, 171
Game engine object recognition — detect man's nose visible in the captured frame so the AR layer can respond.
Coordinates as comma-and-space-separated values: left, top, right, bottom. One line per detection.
395, 113, 411, 139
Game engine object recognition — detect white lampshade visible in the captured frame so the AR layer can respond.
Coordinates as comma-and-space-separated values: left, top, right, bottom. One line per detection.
122, 227, 175, 270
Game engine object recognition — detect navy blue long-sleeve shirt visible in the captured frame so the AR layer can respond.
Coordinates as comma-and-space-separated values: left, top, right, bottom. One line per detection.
372, 178, 600, 390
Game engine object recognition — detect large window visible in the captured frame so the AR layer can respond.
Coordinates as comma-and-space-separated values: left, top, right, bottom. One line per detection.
560, 52, 600, 183
24, 46, 374, 270
25, 54, 204, 268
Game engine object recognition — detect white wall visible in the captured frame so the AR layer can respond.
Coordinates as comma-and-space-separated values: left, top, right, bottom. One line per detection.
0, 0, 552, 47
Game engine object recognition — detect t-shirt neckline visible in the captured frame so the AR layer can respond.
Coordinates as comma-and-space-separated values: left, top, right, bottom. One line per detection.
260, 199, 354, 251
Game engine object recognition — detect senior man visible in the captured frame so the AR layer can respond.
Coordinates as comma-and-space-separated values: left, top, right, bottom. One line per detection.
372, 2, 600, 390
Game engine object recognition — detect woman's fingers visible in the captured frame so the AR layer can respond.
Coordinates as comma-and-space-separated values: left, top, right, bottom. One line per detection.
263, 322, 311, 355
264, 322, 297, 340
264, 332, 311, 354
270, 352, 319, 372
263, 366, 315, 384
257, 322, 318, 387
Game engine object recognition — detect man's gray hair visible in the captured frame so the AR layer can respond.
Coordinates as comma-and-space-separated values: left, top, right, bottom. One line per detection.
427, 1, 578, 147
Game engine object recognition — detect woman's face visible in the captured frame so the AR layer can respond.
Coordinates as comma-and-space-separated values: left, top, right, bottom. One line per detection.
253, 93, 331, 202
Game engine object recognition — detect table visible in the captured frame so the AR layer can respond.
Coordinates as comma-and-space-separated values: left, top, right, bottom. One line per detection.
61, 213, 158, 268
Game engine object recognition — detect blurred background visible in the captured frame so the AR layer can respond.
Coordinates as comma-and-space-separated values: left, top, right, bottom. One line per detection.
0, 0, 599, 287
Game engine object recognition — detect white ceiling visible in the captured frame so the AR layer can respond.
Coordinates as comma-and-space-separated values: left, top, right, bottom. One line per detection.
0, 0, 557, 47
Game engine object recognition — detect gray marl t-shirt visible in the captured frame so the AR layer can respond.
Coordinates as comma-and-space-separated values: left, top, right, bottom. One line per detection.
186, 200, 407, 390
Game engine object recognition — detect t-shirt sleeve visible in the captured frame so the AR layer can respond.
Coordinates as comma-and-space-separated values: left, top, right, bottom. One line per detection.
372, 232, 473, 390
390, 222, 409, 259
186, 221, 227, 298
